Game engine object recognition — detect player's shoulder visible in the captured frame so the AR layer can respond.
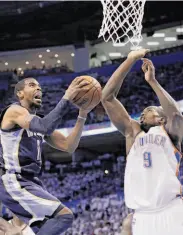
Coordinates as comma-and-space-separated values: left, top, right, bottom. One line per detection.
4, 104, 29, 117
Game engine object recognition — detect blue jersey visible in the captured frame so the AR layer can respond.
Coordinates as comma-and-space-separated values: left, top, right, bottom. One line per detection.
0, 104, 44, 176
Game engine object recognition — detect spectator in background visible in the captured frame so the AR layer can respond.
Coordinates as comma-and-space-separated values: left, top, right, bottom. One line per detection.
90, 53, 102, 68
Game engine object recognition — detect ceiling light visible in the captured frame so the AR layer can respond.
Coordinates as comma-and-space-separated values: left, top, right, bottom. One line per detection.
57, 60, 61, 63
109, 52, 122, 57
153, 33, 165, 38
176, 28, 183, 33
113, 43, 125, 47
55, 54, 58, 58
41, 61, 45, 64
39, 54, 42, 58
46, 49, 50, 52
25, 61, 29, 65
17, 8, 21, 14
71, 53, 75, 57
4, 62, 8, 66
164, 37, 177, 42
147, 42, 160, 46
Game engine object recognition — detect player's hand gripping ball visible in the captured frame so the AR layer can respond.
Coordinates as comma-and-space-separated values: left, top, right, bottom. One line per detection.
72, 76, 102, 111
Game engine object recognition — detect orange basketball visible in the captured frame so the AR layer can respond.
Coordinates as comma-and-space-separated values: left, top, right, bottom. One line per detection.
73, 76, 102, 110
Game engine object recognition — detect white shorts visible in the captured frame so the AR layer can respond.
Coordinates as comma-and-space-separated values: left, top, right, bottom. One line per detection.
132, 198, 183, 235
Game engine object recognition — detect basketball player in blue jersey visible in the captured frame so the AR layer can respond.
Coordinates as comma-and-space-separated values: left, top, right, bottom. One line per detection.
102, 49, 183, 235
0, 77, 95, 235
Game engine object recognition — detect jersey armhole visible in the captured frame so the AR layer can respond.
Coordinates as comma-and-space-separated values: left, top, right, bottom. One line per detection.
161, 126, 182, 156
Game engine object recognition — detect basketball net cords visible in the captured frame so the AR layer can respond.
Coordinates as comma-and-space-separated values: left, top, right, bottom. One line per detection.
99, 0, 146, 48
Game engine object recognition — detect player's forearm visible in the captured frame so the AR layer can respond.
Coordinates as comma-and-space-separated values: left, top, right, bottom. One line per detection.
29, 98, 70, 135
65, 111, 87, 153
102, 57, 136, 101
148, 79, 180, 117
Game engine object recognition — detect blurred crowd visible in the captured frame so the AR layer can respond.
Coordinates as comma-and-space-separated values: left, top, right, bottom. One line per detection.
41, 154, 130, 235
64, 195, 132, 235
42, 154, 125, 202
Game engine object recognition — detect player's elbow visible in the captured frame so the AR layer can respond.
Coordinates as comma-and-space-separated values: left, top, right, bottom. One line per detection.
64, 142, 77, 154
66, 147, 75, 154
101, 92, 115, 103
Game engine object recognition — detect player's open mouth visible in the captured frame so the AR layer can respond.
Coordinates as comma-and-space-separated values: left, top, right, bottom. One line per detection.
34, 92, 42, 102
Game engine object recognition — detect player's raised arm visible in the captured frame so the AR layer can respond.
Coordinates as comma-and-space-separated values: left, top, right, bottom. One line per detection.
141, 58, 181, 124
102, 49, 149, 137
44, 109, 89, 153
1, 77, 90, 135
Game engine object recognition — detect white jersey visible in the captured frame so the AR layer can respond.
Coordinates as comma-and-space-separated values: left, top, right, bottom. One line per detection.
125, 125, 182, 211
8, 220, 35, 235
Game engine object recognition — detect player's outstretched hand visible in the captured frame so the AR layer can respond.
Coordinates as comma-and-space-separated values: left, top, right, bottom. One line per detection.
63, 77, 90, 102
141, 58, 156, 83
128, 48, 150, 61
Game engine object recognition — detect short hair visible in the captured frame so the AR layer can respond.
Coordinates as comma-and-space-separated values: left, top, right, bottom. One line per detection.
14, 78, 33, 99
140, 106, 167, 124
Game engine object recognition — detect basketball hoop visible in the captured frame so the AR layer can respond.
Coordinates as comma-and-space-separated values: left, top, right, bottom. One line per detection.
99, 0, 146, 48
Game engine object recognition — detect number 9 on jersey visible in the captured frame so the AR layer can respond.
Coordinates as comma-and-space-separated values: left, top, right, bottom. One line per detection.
143, 152, 152, 168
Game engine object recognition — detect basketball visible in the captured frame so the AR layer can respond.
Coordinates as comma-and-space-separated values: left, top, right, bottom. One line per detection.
73, 75, 102, 110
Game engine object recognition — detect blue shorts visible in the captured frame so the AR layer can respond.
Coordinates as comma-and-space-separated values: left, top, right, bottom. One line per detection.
0, 173, 64, 229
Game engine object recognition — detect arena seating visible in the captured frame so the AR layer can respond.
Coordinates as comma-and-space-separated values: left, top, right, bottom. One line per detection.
41, 155, 125, 201
41, 154, 130, 235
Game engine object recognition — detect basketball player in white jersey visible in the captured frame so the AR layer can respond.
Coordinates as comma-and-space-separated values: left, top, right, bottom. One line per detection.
0, 215, 35, 235
102, 49, 183, 235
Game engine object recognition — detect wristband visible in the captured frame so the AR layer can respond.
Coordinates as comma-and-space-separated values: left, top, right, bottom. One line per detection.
78, 116, 87, 121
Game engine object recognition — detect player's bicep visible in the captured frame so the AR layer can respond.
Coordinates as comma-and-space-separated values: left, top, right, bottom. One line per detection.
102, 98, 138, 136
5, 105, 34, 130
166, 112, 183, 141
44, 130, 68, 152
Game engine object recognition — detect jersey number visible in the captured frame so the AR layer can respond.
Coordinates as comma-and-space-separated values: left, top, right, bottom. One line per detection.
37, 139, 41, 161
143, 152, 152, 168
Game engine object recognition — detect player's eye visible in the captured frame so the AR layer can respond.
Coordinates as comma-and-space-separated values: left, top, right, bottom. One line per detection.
29, 83, 35, 87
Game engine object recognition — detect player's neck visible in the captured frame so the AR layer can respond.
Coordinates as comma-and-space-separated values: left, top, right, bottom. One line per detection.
20, 100, 36, 114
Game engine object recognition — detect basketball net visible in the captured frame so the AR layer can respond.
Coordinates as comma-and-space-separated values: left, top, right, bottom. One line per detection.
99, 0, 146, 48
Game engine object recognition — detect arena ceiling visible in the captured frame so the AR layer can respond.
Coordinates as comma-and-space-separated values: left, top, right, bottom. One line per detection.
0, 1, 183, 51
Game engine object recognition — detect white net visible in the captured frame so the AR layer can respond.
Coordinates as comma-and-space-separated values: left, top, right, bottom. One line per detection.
99, 0, 146, 47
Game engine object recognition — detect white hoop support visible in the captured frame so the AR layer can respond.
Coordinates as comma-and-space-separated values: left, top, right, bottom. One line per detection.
99, 0, 146, 47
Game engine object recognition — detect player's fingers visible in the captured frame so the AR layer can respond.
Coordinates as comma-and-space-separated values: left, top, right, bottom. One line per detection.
142, 58, 153, 66
78, 80, 90, 88
141, 58, 150, 62
72, 77, 84, 85
75, 87, 90, 93
141, 62, 147, 72
142, 59, 154, 69
145, 61, 155, 70
144, 49, 150, 54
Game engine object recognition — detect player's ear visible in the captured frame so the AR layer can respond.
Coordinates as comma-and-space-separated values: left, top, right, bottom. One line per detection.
17, 90, 24, 100
159, 117, 166, 125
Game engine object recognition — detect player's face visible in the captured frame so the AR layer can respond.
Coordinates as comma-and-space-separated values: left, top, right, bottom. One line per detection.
142, 108, 164, 126
22, 78, 42, 108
